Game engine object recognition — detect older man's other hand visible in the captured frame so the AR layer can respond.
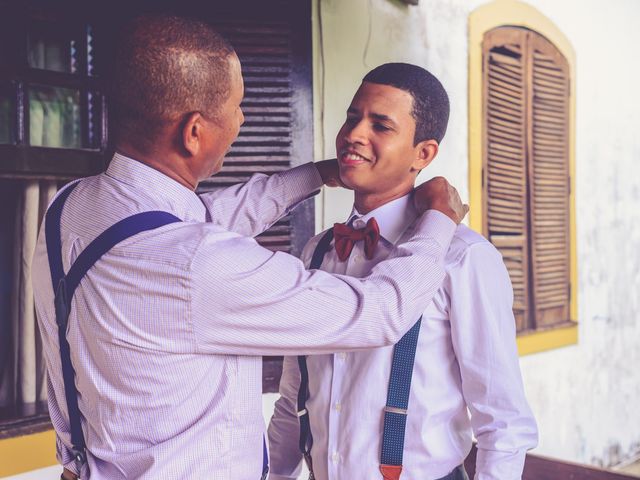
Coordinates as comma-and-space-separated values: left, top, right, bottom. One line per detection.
315, 159, 347, 188
61, 468, 78, 480
414, 177, 468, 224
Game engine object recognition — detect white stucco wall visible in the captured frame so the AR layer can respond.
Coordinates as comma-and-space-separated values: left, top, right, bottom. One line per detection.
302, 0, 640, 468
311, 0, 472, 230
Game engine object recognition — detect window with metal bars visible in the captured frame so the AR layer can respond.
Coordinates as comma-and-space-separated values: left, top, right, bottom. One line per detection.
0, 1, 107, 179
0, 0, 313, 438
482, 26, 572, 334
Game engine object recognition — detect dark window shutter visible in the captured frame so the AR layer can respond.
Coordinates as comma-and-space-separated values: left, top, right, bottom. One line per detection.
527, 32, 571, 328
483, 28, 530, 332
196, 21, 296, 254
483, 27, 571, 332
195, 3, 313, 394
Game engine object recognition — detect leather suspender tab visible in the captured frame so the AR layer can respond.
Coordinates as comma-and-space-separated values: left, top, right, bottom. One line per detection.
380, 464, 403, 480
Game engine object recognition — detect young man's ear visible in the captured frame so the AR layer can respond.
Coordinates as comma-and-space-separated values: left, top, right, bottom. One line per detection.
411, 139, 439, 172
181, 112, 205, 157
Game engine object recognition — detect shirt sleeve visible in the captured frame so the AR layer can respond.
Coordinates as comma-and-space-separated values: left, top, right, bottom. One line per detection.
190, 210, 457, 356
198, 162, 322, 237
267, 356, 304, 480
46, 376, 81, 477
447, 242, 539, 480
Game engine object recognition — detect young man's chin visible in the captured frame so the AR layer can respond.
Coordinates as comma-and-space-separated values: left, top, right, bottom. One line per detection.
338, 174, 365, 193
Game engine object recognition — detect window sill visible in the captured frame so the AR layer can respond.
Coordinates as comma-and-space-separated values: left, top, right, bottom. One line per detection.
0, 144, 106, 179
0, 428, 57, 477
517, 322, 578, 356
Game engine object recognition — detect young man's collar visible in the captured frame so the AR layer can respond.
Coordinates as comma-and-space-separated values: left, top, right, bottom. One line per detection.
347, 193, 417, 245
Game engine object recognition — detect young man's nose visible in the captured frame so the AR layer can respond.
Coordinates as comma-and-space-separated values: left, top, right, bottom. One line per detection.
344, 120, 369, 144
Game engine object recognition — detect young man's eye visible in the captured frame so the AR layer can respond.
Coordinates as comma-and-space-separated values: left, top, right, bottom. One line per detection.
373, 123, 390, 132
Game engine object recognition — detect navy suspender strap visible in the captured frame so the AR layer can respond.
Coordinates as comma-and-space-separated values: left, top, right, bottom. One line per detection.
45, 182, 85, 472
297, 228, 334, 478
296, 354, 314, 477
296, 227, 423, 480
308, 228, 335, 273
379, 317, 422, 480
262, 436, 269, 480
44, 183, 181, 475
46, 187, 270, 479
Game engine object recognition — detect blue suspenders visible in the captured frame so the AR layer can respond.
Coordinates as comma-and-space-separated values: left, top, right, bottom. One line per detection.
297, 228, 422, 480
379, 319, 422, 480
45, 182, 182, 474
45, 183, 270, 479
297, 229, 335, 478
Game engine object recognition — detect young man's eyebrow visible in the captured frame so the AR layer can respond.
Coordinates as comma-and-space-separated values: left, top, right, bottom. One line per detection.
346, 108, 398, 127
370, 112, 394, 123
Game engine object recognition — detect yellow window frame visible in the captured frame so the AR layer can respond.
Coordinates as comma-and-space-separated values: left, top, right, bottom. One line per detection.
468, 0, 577, 355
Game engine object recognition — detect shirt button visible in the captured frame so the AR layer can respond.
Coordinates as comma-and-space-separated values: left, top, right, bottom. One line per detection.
332, 452, 340, 463
334, 402, 342, 412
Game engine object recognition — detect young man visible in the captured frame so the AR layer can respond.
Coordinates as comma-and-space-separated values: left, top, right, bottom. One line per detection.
268, 63, 538, 480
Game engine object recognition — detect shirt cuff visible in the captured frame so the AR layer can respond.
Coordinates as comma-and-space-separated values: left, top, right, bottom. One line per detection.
276, 162, 323, 210
414, 209, 457, 252
475, 447, 528, 479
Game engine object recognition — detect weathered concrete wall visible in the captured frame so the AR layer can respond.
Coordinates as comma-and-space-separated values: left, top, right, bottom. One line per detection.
311, 0, 471, 230
509, 0, 640, 466
302, 0, 640, 468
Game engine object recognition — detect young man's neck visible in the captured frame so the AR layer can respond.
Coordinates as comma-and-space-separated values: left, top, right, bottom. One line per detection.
353, 188, 413, 215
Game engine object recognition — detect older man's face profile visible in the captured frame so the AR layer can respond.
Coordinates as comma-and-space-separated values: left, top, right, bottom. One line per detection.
335, 82, 425, 197
197, 53, 245, 179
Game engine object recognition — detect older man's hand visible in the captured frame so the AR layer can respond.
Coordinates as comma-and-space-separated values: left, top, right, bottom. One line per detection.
414, 177, 468, 224
315, 159, 346, 188
61, 468, 78, 480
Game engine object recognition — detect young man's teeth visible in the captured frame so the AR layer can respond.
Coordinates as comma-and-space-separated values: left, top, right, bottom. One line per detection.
346, 153, 364, 161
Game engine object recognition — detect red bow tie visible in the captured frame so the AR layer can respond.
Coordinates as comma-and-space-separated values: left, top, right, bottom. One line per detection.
333, 217, 381, 262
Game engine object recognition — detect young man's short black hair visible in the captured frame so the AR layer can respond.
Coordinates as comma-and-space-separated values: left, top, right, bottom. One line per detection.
363, 62, 449, 145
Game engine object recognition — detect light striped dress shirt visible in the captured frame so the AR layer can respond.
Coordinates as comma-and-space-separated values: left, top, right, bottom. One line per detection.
268, 194, 538, 480
31, 154, 457, 479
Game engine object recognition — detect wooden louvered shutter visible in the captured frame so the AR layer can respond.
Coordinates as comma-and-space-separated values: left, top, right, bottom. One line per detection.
527, 33, 571, 328
483, 27, 571, 332
197, 2, 313, 393
196, 18, 309, 255
483, 28, 530, 331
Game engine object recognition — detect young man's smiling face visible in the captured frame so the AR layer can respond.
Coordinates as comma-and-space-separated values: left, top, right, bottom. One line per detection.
336, 81, 435, 203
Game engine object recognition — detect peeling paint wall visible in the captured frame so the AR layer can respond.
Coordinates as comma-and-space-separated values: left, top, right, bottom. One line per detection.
515, 0, 640, 467
312, 0, 472, 230
307, 0, 640, 468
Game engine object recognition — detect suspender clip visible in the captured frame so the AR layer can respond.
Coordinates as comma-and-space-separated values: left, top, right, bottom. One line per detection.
54, 278, 69, 329
296, 408, 308, 417
303, 452, 315, 480
384, 406, 408, 415
72, 448, 86, 474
